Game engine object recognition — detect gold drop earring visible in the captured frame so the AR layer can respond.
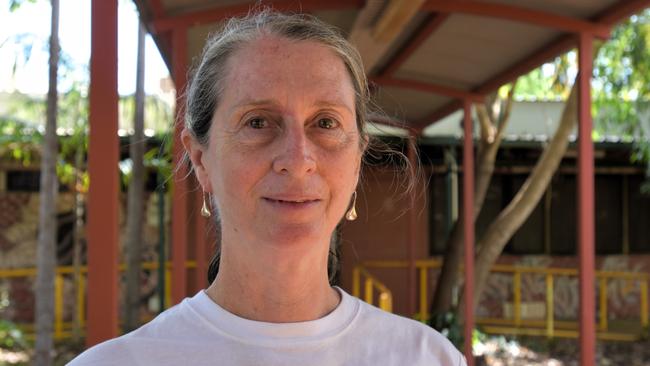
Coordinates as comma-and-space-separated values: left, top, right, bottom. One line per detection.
345, 191, 358, 221
201, 191, 211, 218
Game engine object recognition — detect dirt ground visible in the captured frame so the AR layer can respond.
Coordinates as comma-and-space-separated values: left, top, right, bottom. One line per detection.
476, 336, 650, 366
2, 336, 649, 365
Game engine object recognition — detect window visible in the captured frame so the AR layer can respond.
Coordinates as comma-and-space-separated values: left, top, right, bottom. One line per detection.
595, 175, 622, 254
6, 170, 40, 192
550, 174, 576, 255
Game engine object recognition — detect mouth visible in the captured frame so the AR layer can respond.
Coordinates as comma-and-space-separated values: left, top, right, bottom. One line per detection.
263, 197, 321, 204
263, 197, 321, 211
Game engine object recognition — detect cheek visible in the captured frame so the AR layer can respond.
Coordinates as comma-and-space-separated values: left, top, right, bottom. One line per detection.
210, 151, 263, 199
322, 150, 362, 192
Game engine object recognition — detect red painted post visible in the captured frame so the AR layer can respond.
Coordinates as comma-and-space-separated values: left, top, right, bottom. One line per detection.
171, 26, 189, 305
462, 100, 475, 366
87, 0, 119, 346
406, 134, 418, 318
578, 32, 596, 366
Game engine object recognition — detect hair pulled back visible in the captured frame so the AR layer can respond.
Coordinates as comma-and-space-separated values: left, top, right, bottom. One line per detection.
183, 9, 372, 285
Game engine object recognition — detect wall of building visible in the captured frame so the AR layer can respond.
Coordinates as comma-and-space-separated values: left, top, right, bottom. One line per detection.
1, 155, 649, 326
0, 166, 169, 323
339, 167, 431, 316
338, 164, 650, 322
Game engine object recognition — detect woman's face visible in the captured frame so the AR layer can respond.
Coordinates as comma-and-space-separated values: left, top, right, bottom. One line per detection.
194, 35, 363, 247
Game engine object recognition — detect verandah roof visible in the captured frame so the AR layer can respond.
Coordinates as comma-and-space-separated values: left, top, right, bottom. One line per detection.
83, 2, 650, 365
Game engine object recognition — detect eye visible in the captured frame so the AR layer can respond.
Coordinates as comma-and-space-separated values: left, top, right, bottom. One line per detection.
317, 117, 337, 129
248, 117, 267, 129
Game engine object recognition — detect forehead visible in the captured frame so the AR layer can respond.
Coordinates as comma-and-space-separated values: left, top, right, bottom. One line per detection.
220, 35, 356, 109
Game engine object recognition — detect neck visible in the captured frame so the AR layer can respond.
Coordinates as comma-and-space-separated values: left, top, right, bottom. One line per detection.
205, 234, 340, 323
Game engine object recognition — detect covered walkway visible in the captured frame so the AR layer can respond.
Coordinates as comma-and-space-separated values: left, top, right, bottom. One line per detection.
86, 1, 650, 364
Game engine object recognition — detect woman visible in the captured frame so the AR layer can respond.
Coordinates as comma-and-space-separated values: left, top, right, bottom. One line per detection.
69, 10, 465, 366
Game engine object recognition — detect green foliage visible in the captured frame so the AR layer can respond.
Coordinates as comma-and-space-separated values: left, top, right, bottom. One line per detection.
514, 68, 557, 101
514, 9, 650, 187
429, 310, 487, 353
430, 311, 463, 349
515, 52, 575, 101
1, 87, 174, 191
8, 0, 36, 12
0, 320, 28, 351
594, 10, 650, 187
0, 116, 42, 165
594, 10, 650, 101
119, 94, 174, 133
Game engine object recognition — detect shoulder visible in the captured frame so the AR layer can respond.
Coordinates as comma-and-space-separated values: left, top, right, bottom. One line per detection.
67, 299, 197, 365
67, 336, 131, 366
346, 294, 466, 366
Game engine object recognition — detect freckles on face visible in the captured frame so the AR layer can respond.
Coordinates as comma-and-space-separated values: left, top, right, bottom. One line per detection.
203, 35, 363, 242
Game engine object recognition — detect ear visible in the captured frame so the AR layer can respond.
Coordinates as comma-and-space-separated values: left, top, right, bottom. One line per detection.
181, 128, 213, 193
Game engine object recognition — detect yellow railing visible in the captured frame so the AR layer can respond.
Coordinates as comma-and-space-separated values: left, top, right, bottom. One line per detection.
4, 260, 648, 341
0, 261, 197, 340
355, 259, 650, 341
351, 266, 393, 312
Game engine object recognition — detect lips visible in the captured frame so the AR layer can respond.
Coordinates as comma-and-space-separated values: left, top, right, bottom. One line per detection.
263, 197, 321, 204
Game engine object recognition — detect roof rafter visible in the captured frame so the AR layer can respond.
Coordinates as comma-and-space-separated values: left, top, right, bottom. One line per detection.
151, 0, 363, 33
422, 0, 611, 39
476, 35, 576, 95
415, 99, 462, 131
368, 113, 413, 131
372, 0, 427, 42
376, 13, 448, 77
597, 0, 650, 26
413, 0, 650, 130
150, 0, 165, 18
373, 76, 483, 102
348, 0, 426, 75
413, 35, 576, 130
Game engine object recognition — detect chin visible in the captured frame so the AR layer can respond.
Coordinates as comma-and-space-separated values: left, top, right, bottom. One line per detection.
263, 222, 332, 247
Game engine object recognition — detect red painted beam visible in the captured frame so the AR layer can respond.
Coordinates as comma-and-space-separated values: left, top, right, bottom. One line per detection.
171, 26, 189, 305
87, 0, 119, 346
414, 99, 461, 129
415, 1, 649, 129
415, 34, 576, 127
157, 31, 173, 76
152, 0, 363, 33
476, 35, 576, 96
422, 0, 610, 39
476, 0, 650, 95
577, 33, 596, 366
462, 100, 475, 366
368, 113, 414, 132
150, 0, 165, 18
373, 76, 483, 102
377, 13, 449, 77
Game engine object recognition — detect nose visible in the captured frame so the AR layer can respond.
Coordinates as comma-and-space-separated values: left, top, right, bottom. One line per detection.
272, 125, 316, 176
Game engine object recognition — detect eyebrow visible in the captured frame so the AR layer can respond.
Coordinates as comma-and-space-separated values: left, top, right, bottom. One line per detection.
230, 99, 281, 114
312, 100, 354, 116
230, 98, 354, 116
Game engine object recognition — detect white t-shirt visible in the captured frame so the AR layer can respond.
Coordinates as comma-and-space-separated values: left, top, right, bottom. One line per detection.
69, 288, 466, 365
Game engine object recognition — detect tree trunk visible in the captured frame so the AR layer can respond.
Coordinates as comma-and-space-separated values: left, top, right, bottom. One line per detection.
71, 141, 84, 342
463, 78, 579, 312
124, 21, 146, 332
431, 88, 515, 315
34, 0, 59, 364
